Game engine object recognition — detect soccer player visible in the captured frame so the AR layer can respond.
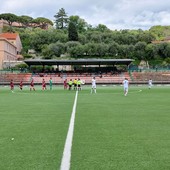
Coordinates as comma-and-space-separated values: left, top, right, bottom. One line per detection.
10, 79, 14, 91
68, 79, 73, 90
73, 78, 77, 90
148, 78, 153, 89
30, 78, 35, 91
123, 78, 129, 96
42, 79, 46, 90
64, 79, 68, 90
49, 77, 52, 90
91, 77, 96, 94
19, 80, 23, 90
77, 78, 81, 91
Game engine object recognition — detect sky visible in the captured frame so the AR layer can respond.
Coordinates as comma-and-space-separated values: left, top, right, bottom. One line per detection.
1, 0, 170, 30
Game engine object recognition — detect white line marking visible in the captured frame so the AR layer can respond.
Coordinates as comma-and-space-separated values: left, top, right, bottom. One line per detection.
128, 89, 142, 94
86, 90, 142, 95
60, 91, 78, 170
11, 91, 37, 95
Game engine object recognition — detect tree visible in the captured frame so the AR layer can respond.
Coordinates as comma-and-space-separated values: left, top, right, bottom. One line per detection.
78, 34, 87, 44
66, 41, 80, 51
42, 42, 65, 58
68, 44, 85, 57
85, 43, 97, 56
95, 24, 110, 32
145, 44, 157, 60
65, 41, 82, 57
134, 41, 147, 61
119, 45, 133, 59
149, 25, 170, 40
30, 29, 53, 52
108, 42, 119, 56
157, 43, 168, 59
19, 30, 32, 53
95, 43, 108, 56
18, 15, 33, 28
69, 15, 88, 33
163, 43, 170, 58
29, 29, 68, 52
101, 32, 116, 44
68, 22, 78, 41
0, 13, 18, 32
137, 31, 155, 43
32, 17, 53, 29
85, 31, 102, 43
54, 8, 68, 29
121, 33, 137, 45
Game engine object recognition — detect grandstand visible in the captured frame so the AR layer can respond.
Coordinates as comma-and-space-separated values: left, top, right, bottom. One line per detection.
0, 72, 131, 85
1, 70, 170, 85
131, 71, 170, 84
31, 72, 130, 84
0, 59, 170, 85
0, 73, 32, 84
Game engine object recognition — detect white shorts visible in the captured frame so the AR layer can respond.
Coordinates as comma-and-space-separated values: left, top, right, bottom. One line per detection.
92, 85, 96, 88
124, 87, 128, 91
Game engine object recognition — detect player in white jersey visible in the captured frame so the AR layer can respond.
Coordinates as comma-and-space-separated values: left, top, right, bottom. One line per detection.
148, 79, 152, 89
123, 78, 129, 96
91, 77, 96, 94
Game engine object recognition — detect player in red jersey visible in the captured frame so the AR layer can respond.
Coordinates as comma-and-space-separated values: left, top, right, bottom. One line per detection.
19, 80, 23, 90
42, 79, 47, 90
30, 78, 35, 91
64, 79, 67, 90
10, 79, 14, 91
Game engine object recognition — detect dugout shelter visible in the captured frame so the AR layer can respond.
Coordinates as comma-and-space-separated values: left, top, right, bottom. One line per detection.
24, 59, 134, 72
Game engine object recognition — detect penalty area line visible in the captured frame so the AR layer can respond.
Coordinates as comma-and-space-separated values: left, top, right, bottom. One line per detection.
128, 89, 142, 94
11, 91, 37, 95
113, 89, 142, 95
60, 90, 78, 170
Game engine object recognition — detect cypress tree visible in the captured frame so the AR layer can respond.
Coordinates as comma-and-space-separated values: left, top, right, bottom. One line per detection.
68, 22, 78, 41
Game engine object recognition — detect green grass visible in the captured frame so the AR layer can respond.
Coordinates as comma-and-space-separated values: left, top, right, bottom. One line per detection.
71, 86, 170, 170
0, 85, 170, 170
0, 86, 75, 170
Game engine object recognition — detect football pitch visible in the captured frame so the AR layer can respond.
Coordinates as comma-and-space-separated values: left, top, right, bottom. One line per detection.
0, 85, 170, 170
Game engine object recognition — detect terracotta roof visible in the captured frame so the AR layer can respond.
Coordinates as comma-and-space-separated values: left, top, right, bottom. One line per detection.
0, 33, 18, 40
0, 37, 17, 47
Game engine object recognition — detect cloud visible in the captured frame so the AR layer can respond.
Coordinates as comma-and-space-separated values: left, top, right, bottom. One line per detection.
0, 0, 170, 30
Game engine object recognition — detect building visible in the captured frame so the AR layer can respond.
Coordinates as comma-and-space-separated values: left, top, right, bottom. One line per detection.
0, 19, 9, 30
0, 33, 22, 54
0, 33, 23, 69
